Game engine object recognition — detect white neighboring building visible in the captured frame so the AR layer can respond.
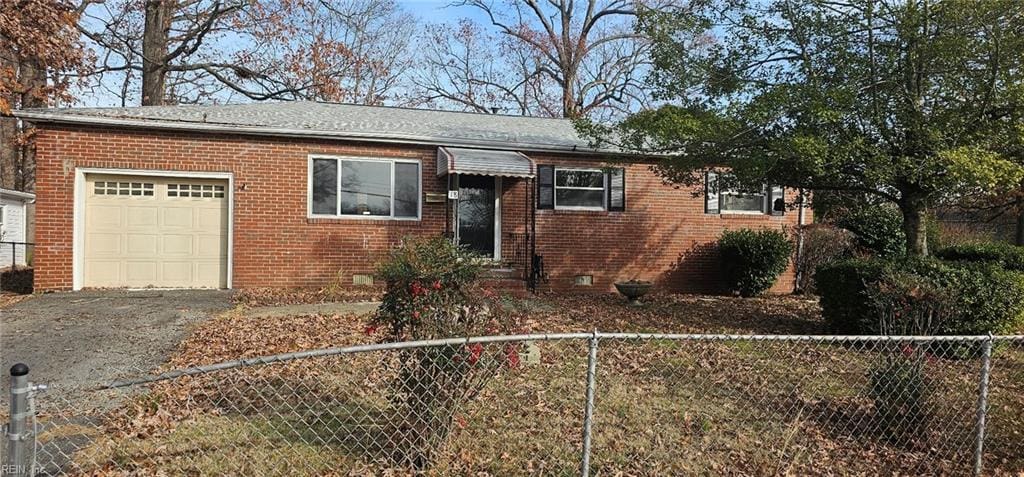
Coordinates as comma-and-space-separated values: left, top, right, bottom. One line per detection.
0, 188, 35, 268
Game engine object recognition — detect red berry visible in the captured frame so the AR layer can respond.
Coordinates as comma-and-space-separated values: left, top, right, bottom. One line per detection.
468, 343, 483, 364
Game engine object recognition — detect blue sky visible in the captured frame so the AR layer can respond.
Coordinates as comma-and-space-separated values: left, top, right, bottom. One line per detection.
397, 1, 491, 24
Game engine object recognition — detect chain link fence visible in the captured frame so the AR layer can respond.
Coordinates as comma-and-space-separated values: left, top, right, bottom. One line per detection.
3, 333, 1023, 476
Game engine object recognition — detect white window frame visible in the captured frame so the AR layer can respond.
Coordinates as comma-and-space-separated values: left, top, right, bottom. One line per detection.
720, 184, 769, 215
307, 155, 422, 221
553, 167, 606, 211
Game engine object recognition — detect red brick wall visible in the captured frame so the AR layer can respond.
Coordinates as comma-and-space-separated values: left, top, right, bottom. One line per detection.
33, 124, 810, 294
525, 154, 810, 294
33, 125, 446, 291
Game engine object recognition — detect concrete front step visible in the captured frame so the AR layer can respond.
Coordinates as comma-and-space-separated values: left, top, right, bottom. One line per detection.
480, 267, 523, 280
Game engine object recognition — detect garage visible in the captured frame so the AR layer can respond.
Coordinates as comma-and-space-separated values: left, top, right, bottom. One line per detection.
82, 173, 229, 289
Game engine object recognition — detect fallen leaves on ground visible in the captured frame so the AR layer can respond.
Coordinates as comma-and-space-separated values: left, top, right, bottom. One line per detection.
168, 308, 373, 369
516, 293, 824, 335
174, 293, 822, 368
233, 286, 383, 307
0, 291, 31, 308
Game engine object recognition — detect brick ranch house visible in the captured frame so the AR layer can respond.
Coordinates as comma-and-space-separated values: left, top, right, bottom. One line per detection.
14, 102, 810, 293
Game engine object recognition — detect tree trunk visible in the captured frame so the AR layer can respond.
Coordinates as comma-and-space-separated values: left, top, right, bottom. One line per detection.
560, 58, 578, 118
1016, 210, 1024, 246
899, 197, 929, 256
0, 117, 18, 190
142, 0, 171, 106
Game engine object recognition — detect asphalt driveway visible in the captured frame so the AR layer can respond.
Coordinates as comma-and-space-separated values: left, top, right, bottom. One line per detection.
0, 290, 233, 395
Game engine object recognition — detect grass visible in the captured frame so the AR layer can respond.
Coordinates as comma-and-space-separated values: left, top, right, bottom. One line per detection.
38, 293, 1024, 475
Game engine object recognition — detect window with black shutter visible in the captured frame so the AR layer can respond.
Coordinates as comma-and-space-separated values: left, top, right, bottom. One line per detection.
537, 165, 554, 209
705, 171, 720, 214
607, 168, 625, 211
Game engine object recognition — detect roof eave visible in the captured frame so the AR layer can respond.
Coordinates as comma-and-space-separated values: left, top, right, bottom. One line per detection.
0, 188, 36, 200
14, 110, 633, 157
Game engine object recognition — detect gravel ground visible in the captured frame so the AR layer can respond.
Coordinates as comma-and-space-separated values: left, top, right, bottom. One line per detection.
0, 290, 233, 396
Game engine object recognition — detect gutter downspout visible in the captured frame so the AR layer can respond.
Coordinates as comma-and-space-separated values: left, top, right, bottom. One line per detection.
794, 188, 806, 294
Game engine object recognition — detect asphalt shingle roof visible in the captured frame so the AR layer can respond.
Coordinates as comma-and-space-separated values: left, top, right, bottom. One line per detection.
16, 101, 599, 153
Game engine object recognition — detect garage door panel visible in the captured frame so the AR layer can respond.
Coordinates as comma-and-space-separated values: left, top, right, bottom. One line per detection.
84, 174, 228, 289
88, 205, 122, 227
162, 234, 194, 255
162, 262, 194, 284
126, 207, 159, 227
196, 261, 224, 287
86, 233, 122, 255
126, 234, 158, 254
162, 208, 194, 229
196, 235, 224, 257
85, 260, 121, 286
125, 261, 158, 284
196, 208, 224, 230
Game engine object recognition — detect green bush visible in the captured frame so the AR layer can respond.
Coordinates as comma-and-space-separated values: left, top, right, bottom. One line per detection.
814, 259, 889, 334
869, 355, 932, 437
816, 257, 1024, 337
934, 242, 1024, 272
718, 229, 794, 297
833, 205, 907, 257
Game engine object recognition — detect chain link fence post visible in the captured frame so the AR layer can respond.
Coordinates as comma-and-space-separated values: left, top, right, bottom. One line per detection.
580, 330, 599, 477
5, 364, 30, 477
972, 335, 993, 477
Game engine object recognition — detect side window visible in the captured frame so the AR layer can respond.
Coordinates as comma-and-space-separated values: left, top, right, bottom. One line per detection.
705, 172, 784, 215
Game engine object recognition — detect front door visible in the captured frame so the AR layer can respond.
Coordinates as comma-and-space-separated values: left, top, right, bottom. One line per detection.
457, 175, 498, 259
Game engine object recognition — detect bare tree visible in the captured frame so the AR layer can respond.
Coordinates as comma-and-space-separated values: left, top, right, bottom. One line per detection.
427, 0, 658, 119
411, 19, 546, 115
1, 0, 88, 190
76, 0, 416, 106
240, 0, 417, 104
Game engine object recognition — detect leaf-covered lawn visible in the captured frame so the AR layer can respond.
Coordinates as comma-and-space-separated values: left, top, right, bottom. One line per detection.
43, 293, 1024, 475
170, 293, 823, 369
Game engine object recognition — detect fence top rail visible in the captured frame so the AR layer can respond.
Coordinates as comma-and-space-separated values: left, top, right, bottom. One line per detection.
93, 332, 1024, 390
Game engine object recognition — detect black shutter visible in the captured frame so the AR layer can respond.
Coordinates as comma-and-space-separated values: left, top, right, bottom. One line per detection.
607, 168, 625, 211
705, 171, 720, 214
769, 185, 785, 216
537, 165, 554, 209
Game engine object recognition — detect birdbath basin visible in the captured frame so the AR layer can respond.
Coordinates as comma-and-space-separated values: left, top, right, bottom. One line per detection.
614, 280, 653, 307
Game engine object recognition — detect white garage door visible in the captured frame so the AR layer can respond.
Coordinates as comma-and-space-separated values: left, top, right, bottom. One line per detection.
84, 174, 228, 288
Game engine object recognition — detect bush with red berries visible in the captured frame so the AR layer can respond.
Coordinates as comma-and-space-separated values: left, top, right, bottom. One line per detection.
372, 235, 520, 469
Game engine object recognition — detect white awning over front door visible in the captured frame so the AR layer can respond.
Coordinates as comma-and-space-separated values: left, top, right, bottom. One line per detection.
437, 147, 536, 178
